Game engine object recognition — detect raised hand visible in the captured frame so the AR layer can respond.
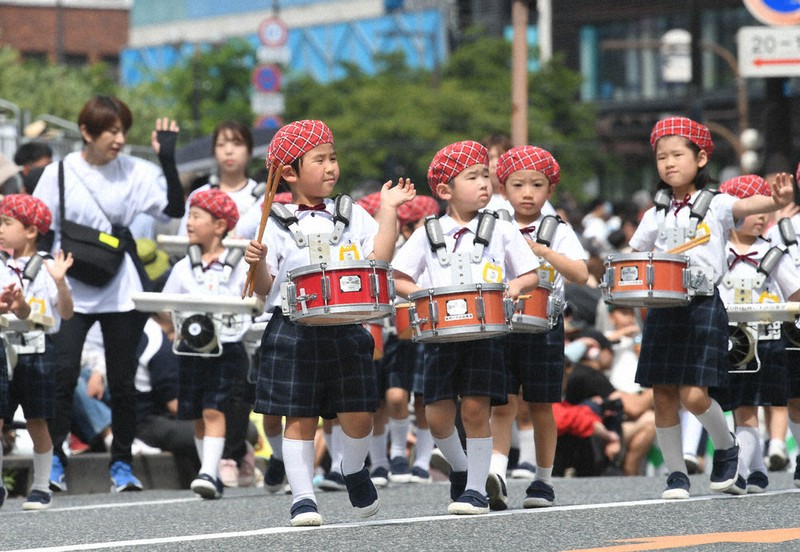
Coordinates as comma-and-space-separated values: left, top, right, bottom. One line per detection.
380, 178, 416, 209
151, 117, 180, 156
45, 250, 74, 284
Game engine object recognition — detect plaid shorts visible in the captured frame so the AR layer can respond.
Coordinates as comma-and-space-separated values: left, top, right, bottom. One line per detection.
177, 342, 248, 420
715, 337, 788, 410
384, 336, 424, 393
636, 291, 729, 389
504, 318, 565, 403
787, 349, 800, 398
255, 310, 378, 419
5, 338, 57, 421
422, 336, 507, 405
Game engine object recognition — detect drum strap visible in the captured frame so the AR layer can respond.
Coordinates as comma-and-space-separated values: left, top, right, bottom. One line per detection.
722, 245, 784, 292
188, 246, 243, 288
13, 252, 51, 295
656, 189, 716, 247
424, 211, 498, 268
535, 215, 563, 247
777, 217, 800, 266
269, 194, 353, 248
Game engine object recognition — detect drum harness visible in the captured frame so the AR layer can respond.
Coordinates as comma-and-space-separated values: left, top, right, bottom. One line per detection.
775, 217, 800, 347
653, 187, 716, 296
423, 210, 499, 285
2, 251, 53, 362
210, 175, 266, 215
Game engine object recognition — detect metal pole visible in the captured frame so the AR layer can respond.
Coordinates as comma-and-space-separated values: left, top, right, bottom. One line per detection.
537, 0, 552, 64
511, 0, 528, 147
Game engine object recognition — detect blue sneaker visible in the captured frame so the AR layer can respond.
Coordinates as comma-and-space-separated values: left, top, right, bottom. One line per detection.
110, 461, 143, 493
191, 473, 223, 499
448, 489, 489, 515
662, 471, 690, 499
449, 470, 467, 501
709, 434, 739, 492
410, 466, 431, 484
0, 486, 7, 509
49, 455, 67, 493
22, 489, 52, 510
746, 471, 768, 494
370, 466, 390, 488
388, 456, 412, 483
485, 472, 508, 511
264, 457, 286, 494
290, 498, 322, 527
523, 479, 555, 508
343, 466, 380, 518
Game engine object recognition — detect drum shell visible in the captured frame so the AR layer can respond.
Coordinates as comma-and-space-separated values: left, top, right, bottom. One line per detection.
602, 252, 689, 308
509, 282, 553, 333
394, 302, 413, 340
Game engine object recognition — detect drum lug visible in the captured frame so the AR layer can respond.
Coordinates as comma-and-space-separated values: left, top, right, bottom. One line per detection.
503, 298, 516, 321
429, 299, 439, 328
369, 272, 380, 302
547, 296, 562, 328
387, 274, 396, 302
645, 263, 655, 289
475, 296, 486, 327
321, 276, 331, 304
295, 288, 317, 315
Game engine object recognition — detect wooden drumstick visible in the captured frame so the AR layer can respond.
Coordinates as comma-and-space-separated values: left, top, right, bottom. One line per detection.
242, 162, 283, 298
516, 294, 532, 300
667, 233, 710, 255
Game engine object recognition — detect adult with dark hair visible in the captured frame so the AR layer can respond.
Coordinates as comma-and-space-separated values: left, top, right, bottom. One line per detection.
14, 142, 53, 178
32, 95, 185, 493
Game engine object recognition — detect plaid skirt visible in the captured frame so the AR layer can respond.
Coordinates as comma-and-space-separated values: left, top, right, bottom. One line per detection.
422, 336, 507, 405
5, 338, 57, 421
255, 309, 378, 419
178, 341, 248, 420
715, 337, 787, 410
636, 290, 729, 389
504, 318, 565, 403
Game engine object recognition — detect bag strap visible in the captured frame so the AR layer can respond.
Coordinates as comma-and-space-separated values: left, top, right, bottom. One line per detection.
58, 161, 116, 229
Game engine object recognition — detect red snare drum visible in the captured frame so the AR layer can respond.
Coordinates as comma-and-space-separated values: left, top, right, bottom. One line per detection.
508, 281, 554, 333
365, 322, 384, 360
601, 252, 689, 308
408, 283, 509, 343
284, 260, 394, 325
394, 303, 413, 340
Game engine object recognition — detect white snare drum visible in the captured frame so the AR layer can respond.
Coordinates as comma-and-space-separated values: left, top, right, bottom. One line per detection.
282, 260, 395, 325
507, 282, 557, 333
408, 283, 508, 343
601, 252, 690, 307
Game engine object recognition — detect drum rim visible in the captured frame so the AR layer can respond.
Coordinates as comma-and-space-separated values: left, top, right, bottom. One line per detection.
408, 283, 507, 301
605, 251, 687, 263
289, 259, 392, 278
412, 324, 509, 342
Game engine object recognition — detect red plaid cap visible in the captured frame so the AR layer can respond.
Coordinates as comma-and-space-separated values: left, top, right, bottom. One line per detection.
273, 192, 292, 204
0, 194, 51, 235
190, 189, 239, 231
427, 140, 488, 198
267, 119, 333, 167
496, 146, 561, 186
356, 191, 382, 217
650, 117, 714, 159
719, 174, 771, 199
398, 195, 439, 225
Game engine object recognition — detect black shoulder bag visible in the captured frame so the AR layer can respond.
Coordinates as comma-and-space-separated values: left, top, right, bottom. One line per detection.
57, 161, 127, 287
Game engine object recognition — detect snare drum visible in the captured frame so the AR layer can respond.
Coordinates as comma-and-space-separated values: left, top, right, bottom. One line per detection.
408, 283, 508, 343
283, 260, 395, 325
394, 303, 413, 340
601, 252, 689, 308
365, 322, 384, 360
507, 281, 555, 333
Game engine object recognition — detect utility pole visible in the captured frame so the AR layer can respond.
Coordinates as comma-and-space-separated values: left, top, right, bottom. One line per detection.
511, 0, 528, 147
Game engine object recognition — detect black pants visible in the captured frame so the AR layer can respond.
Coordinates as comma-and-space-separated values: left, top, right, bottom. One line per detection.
49, 310, 148, 466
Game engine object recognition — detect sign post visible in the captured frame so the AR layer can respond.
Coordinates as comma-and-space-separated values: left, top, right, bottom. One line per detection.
737, 26, 800, 78
251, 16, 290, 130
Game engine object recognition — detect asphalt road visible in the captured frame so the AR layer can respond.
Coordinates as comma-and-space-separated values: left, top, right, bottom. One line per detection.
2, 472, 800, 551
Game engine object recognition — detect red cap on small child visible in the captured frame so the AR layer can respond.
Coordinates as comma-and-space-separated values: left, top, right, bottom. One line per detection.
0, 194, 51, 235
719, 174, 771, 198
650, 116, 715, 159
496, 146, 561, 187
397, 195, 439, 225
356, 191, 382, 217
427, 140, 488, 198
190, 189, 239, 231
267, 119, 333, 168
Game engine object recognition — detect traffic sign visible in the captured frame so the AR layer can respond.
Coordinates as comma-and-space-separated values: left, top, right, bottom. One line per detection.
737, 26, 800, 77
743, 1, 800, 26
251, 92, 285, 115
258, 16, 288, 48
254, 114, 283, 130
251, 64, 282, 93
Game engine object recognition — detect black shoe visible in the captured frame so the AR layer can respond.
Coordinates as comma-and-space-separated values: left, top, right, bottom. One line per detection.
449, 470, 467, 501
264, 457, 286, 493
343, 467, 380, 518
709, 434, 739, 492
662, 471, 690, 499
523, 480, 555, 508
485, 472, 508, 511
290, 498, 322, 527
746, 471, 768, 494
191, 473, 223, 499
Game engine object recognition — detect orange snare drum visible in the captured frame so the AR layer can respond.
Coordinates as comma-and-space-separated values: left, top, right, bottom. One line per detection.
283, 260, 394, 325
507, 281, 555, 333
365, 322, 384, 360
394, 303, 413, 340
408, 283, 509, 343
601, 252, 689, 308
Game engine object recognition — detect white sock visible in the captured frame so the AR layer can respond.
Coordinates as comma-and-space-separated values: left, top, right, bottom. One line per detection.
535, 465, 553, 486
329, 426, 344, 475
433, 429, 468, 473
788, 420, 800, 451
735, 426, 758, 479
283, 438, 316, 504
680, 409, 704, 457
266, 433, 283, 461
369, 431, 389, 470
413, 428, 434, 469
518, 428, 536, 466
768, 438, 787, 457
200, 436, 225, 478
32, 448, 54, 493
465, 437, 492, 494
656, 424, 687, 475
340, 431, 371, 476
490, 453, 508, 480
194, 437, 204, 463
696, 400, 735, 450
388, 417, 410, 459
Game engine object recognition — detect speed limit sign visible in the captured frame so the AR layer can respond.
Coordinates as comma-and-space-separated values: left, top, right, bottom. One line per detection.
258, 17, 288, 48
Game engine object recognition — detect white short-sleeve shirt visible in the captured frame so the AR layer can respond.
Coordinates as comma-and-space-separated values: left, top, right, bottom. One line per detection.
629, 191, 738, 284
6, 256, 69, 334
179, 179, 262, 237
719, 238, 800, 304
33, 152, 168, 313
